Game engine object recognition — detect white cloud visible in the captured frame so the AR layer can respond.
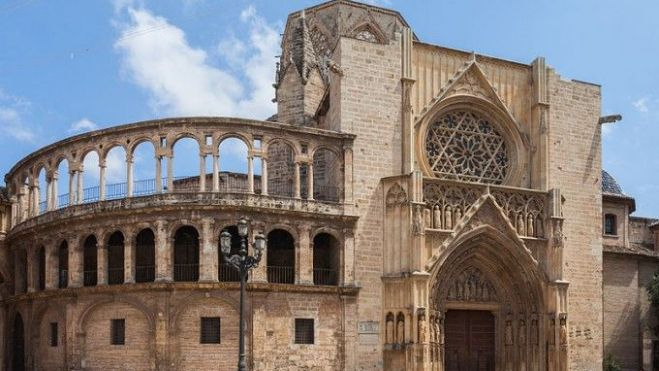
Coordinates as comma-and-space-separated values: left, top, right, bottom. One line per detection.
114, 6, 278, 119
0, 89, 35, 143
633, 97, 649, 113
105, 148, 127, 184
69, 118, 98, 133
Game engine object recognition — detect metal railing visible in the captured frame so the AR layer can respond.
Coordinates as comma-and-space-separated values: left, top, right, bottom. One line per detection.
135, 265, 155, 283
83, 270, 97, 287
313, 268, 338, 286
173, 263, 199, 282
219, 263, 240, 282
108, 268, 124, 285
314, 186, 340, 202
58, 270, 68, 288
267, 265, 294, 284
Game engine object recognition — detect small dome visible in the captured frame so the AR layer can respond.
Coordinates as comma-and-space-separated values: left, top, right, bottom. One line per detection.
602, 170, 624, 195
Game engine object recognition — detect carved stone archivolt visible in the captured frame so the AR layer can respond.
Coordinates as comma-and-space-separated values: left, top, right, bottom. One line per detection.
385, 183, 407, 206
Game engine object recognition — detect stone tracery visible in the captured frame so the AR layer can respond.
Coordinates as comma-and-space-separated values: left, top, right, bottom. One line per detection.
425, 109, 509, 184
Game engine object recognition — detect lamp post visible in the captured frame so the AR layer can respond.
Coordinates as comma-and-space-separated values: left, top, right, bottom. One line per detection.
220, 217, 266, 371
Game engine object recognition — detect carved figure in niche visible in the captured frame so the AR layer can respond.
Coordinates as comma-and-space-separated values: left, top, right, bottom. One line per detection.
446, 267, 496, 302
433, 205, 442, 229
505, 319, 514, 346
386, 183, 407, 205
536, 216, 545, 237
531, 318, 539, 345
516, 213, 525, 235
527, 214, 535, 237
418, 312, 427, 343
518, 319, 527, 345
552, 218, 564, 248
559, 316, 567, 346
413, 205, 424, 235
396, 314, 405, 344
454, 207, 462, 225
444, 206, 453, 229
429, 315, 436, 343
385, 313, 394, 344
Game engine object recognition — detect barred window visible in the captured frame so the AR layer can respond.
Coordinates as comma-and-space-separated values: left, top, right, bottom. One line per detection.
295, 318, 314, 344
200, 317, 221, 344
110, 319, 125, 345
49, 322, 58, 347
604, 214, 617, 235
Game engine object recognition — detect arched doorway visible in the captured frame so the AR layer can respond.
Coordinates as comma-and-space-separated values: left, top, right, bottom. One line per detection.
13, 313, 25, 371
429, 228, 546, 371
173, 226, 199, 282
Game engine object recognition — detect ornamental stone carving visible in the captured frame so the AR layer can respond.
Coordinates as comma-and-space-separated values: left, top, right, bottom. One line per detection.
446, 266, 497, 302
425, 109, 509, 184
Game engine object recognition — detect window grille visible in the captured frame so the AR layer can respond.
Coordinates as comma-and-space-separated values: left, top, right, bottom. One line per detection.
49, 323, 58, 347
295, 318, 314, 344
110, 319, 125, 345
200, 317, 221, 344
604, 214, 617, 235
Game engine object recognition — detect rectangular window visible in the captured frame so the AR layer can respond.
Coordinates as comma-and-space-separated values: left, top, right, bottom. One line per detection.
253, 137, 262, 148
49, 322, 58, 347
295, 318, 314, 344
205, 135, 213, 146
160, 137, 167, 147
200, 317, 221, 344
110, 319, 125, 345
604, 214, 617, 235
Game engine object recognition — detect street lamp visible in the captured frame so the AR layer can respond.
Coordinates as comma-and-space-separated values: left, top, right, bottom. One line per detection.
220, 217, 266, 371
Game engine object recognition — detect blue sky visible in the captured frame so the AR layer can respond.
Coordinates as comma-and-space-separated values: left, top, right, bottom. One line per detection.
0, 0, 658, 216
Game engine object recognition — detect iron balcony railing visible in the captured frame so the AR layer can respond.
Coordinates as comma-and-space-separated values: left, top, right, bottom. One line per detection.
45, 174, 342, 214
173, 263, 199, 282
219, 263, 240, 282
108, 268, 124, 285
58, 270, 68, 288
267, 265, 295, 284
135, 265, 155, 283
83, 270, 97, 287
313, 268, 338, 286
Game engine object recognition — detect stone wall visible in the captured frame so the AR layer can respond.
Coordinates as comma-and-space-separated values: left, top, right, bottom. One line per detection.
547, 74, 603, 369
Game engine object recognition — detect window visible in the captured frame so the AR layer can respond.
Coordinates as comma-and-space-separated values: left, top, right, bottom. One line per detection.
160, 137, 167, 147
294, 318, 314, 344
200, 317, 221, 344
205, 135, 213, 146
49, 323, 58, 347
604, 214, 617, 235
110, 319, 125, 345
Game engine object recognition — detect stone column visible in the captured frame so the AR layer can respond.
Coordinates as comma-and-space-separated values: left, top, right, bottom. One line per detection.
154, 220, 172, 282
51, 172, 59, 210
212, 154, 219, 192
127, 155, 134, 197
97, 241, 108, 285
298, 224, 312, 284
307, 162, 314, 200
249, 221, 267, 283
294, 162, 301, 199
30, 184, 38, 217
99, 160, 107, 201
124, 232, 136, 284
76, 169, 83, 204
26, 247, 37, 293
199, 155, 206, 192
155, 156, 162, 193
68, 170, 75, 206
260, 157, 268, 196
199, 218, 218, 282
342, 229, 355, 286
343, 144, 353, 204
166, 155, 174, 192
68, 237, 83, 288
247, 155, 254, 194
45, 242, 58, 290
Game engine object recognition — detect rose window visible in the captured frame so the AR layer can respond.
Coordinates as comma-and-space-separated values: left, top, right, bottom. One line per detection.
425, 110, 509, 184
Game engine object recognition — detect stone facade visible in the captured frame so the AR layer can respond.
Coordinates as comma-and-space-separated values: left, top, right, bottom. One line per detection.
0, 1, 656, 370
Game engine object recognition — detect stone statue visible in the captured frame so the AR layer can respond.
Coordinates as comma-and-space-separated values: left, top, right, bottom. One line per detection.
505, 320, 514, 346
454, 207, 462, 224
418, 313, 427, 343
527, 213, 535, 237
397, 319, 405, 344
386, 317, 394, 344
444, 206, 453, 229
413, 205, 424, 235
433, 205, 441, 229
518, 319, 527, 345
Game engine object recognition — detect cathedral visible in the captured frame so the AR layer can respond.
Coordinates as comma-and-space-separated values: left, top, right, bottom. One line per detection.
0, 1, 657, 370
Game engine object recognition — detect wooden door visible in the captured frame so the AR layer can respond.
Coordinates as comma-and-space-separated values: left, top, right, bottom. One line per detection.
445, 310, 495, 371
